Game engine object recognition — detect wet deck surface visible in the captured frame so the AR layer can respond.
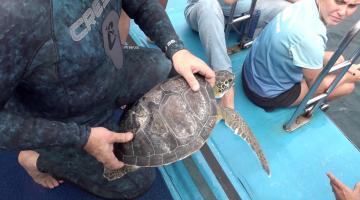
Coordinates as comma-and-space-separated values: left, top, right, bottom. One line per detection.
326, 10, 360, 149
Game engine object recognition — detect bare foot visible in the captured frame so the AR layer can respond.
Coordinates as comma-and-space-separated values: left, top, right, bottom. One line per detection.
18, 150, 63, 189
220, 87, 235, 109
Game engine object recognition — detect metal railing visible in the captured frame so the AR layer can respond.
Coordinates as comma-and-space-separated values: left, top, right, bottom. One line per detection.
225, 0, 258, 52
284, 20, 360, 132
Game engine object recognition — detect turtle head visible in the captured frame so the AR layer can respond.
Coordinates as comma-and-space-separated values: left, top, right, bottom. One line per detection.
213, 70, 235, 98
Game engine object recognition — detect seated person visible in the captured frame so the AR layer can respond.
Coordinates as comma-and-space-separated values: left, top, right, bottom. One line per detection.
184, 0, 252, 109
242, 0, 360, 112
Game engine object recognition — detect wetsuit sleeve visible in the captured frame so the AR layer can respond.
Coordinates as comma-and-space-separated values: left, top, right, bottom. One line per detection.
0, 112, 91, 150
0, 1, 90, 151
122, 0, 185, 59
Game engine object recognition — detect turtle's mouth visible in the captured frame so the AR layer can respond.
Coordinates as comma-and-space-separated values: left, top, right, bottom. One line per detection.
214, 81, 234, 98
213, 88, 226, 99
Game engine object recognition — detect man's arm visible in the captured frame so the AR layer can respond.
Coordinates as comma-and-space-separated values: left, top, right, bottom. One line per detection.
122, 0, 215, 90
0, 1, 92, 151
0, 112, 91, 150
122, 0, 184, 59
302, 64, 360, 99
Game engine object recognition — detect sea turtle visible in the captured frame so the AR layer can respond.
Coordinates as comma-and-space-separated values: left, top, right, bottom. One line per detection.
103, 70, 270, 181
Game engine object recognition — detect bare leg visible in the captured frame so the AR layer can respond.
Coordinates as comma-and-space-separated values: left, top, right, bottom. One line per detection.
291, 52, 358, 105
291, 79, 309, 106
18, 150, 63, 189
291, 74, 355, 106
119, 10, 130, 45
323, 51, 345, 66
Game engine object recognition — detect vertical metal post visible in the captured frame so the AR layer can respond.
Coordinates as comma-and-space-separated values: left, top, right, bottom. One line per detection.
240, 0, 258, 41
225, 1, 238, 40
225, 0, 258, 40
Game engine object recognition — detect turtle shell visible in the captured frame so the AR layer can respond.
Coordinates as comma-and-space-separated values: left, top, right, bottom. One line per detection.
114, 74, 218, 167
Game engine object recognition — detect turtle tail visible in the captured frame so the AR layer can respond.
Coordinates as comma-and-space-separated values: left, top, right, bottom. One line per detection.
221, 107, 271, 176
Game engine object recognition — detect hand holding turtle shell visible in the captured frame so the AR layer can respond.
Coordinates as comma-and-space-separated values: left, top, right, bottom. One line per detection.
171, 49, 215, 91
84, 127, 133, 170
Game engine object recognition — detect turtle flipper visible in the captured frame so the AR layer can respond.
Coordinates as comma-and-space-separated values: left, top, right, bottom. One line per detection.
103, 165, 140, 181
220, 106, 271, 176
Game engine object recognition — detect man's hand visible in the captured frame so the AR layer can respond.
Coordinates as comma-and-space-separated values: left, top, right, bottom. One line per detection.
327, 172, 360, 200
172, 49, 215, 91
84, 127, 133, 170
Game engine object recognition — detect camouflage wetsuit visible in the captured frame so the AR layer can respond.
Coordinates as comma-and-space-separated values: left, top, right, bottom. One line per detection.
0, 0, 184, 199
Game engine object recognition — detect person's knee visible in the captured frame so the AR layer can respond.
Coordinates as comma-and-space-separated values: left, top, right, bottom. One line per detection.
331, 83, 355, 98
185, 0, 224, 31
338, 55, 345, 64
346, 83, 355, 95
195, 0, 223, 20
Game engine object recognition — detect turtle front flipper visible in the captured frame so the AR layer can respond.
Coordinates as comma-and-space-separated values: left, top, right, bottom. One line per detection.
103, 165, 141, 181
219, 106, 271, 176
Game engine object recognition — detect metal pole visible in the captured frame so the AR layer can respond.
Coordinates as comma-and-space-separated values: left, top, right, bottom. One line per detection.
284, 20, 360, 131
240, 0, 258, 39
225, 1, 238, 40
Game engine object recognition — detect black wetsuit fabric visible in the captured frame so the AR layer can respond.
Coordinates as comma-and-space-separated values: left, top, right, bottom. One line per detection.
0, 0, 182, 199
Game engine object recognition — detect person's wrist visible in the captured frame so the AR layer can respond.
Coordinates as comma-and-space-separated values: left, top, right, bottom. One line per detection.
79, 125, 92, 149
347, 70, 356, 76
165, 39, 185, 59
83, 127, 97, 152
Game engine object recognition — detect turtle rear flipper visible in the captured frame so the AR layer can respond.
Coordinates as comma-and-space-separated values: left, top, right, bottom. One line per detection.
103, 165, 141, 181
220, 107, 271, 176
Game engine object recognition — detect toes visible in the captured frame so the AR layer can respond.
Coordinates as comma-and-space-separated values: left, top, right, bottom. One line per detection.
49, 179, 59, 188
34, 174, 62, 189
45, 180, 55, 189
45, 175, 61, 188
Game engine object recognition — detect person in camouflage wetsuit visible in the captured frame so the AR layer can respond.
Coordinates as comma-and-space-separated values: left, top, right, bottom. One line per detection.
0, 0, 215, 199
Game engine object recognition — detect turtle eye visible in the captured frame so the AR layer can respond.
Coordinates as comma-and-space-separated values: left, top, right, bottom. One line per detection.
228, 78, 233, 83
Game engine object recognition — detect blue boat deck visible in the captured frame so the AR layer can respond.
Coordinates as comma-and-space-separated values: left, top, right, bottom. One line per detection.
1, 1, 359, 200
